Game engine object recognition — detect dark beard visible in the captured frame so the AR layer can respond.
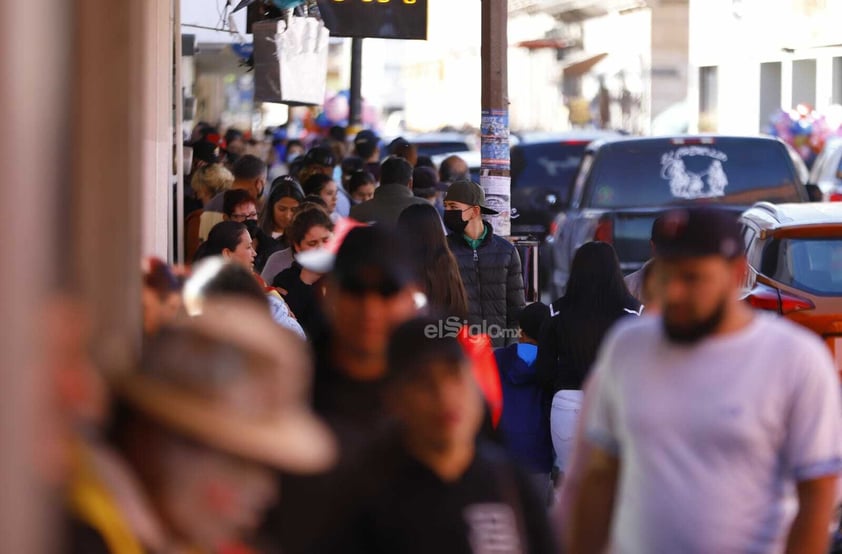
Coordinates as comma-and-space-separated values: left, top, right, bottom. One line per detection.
663, 297, 727, 344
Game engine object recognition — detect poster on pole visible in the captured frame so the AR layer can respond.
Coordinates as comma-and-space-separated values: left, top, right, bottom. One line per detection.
480, 109, 511, 236
316, 0, 428, 40
481, 175, 512, 237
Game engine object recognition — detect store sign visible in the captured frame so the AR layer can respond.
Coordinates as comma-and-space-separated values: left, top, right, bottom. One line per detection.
316, 0, 428, 40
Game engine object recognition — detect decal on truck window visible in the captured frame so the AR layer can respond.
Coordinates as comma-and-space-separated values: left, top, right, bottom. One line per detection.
660, 146, 729, 199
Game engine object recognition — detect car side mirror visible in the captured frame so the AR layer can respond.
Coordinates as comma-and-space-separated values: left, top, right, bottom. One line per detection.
805, 183, 823, 202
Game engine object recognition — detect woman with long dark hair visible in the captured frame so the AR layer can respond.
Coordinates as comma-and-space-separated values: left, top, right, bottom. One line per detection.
258, 176, 305, 244
397, 203, 468, 319
536, 241, 640, 476
256, 176, 305, 270
302, 173, 339, 220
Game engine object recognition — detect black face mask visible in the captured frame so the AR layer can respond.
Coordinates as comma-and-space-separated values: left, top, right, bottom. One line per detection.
243, 218, 260, 237
443, 209, 469, 235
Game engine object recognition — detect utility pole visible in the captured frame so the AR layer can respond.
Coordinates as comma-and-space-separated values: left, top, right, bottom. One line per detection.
348, 37, 363, 135
480, 0, 510, 236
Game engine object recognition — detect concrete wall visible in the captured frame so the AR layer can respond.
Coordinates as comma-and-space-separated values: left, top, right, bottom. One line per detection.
649, 0, 689, 129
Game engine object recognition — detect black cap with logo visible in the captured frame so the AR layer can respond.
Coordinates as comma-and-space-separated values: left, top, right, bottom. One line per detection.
651, 207, 743, 260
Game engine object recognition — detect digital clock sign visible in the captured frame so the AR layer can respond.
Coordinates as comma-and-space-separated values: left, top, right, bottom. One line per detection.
316, 0, 428, 40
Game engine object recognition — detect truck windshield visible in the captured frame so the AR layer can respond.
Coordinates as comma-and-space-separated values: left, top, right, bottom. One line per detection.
585, 139, 802, 208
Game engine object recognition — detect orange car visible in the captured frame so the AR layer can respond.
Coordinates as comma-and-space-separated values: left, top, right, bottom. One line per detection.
740, 202, 842, 372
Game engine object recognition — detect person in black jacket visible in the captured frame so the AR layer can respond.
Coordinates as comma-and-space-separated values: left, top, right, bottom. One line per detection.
535, 241, 640, 476
443, 179, 525, 347
321, 316, 558, 554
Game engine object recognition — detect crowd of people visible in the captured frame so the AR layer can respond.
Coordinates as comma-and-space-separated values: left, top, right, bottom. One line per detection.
58, 123, 842, 553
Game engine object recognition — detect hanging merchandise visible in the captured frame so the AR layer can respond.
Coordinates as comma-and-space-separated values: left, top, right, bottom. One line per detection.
253, 15, 329, 106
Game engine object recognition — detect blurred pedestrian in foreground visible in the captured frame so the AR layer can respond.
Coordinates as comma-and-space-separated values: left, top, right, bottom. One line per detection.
260, 225, 420, 554
141, 257, 183, 337
570, 207, 842, 554
68, 300, 335, 553
184, 258, 305, 339
495, 302, 554, 486
444, 179, 525, 348
397, 202, 468, 319
323, 316, 558, 554
535, 241, 640, 476
350, 156, 427, 225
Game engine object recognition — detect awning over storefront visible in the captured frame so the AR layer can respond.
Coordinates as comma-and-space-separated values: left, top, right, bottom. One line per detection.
562, 52, 608, 77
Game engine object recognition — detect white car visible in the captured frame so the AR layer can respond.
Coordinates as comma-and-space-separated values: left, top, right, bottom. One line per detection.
808, 137, 842, 201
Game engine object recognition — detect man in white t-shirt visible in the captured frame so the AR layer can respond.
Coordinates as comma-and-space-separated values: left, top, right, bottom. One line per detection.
570, 207, 842, 554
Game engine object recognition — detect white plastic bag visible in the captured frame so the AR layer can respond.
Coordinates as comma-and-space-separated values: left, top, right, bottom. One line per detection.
253, 17, 329, 106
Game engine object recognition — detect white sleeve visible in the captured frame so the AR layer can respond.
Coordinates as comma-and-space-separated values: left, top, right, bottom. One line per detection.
784, 340, 842, 482
584, 333, 621, 456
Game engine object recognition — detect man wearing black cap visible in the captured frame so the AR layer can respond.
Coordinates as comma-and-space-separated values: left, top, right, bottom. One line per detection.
350, 156, 428, 226
354, 129, 381, 181
412, 166, 448, 215
260, 226, 421, 554
570, 207, 842, 554
444, 179, 525, 348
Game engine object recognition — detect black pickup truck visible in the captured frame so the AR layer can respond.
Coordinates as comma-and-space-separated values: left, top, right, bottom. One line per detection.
545, 135, 813, 298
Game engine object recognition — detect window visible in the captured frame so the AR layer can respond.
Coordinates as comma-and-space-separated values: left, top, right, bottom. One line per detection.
699, 66, 718, 117
762, 237, 842, 296
792, 59, 817, 107
833, 57, 842, 105
759, 62, 782, 132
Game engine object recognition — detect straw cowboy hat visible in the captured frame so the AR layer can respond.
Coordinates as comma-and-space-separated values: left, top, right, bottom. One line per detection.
111, 298, 336, 474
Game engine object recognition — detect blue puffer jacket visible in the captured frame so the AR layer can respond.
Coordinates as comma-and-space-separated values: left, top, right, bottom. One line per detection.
494, 343, 554, 473
448, 222, 525, 348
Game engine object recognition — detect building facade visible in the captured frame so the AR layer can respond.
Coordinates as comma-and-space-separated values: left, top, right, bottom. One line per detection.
688, 0, 842, 134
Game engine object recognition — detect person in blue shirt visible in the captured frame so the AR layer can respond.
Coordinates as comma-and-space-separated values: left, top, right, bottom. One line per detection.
494, 302, 554, 485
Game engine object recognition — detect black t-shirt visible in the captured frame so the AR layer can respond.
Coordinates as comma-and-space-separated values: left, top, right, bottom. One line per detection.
257, 351, 392, 554
255, 231, 288, 273
322, 438, 558, 554
272, 262, 325, 339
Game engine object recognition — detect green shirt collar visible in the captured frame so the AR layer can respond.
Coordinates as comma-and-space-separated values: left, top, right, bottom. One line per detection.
464, 225, 488, 250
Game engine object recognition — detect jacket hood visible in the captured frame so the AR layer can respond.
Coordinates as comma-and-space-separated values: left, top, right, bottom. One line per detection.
496, 343, 539, 385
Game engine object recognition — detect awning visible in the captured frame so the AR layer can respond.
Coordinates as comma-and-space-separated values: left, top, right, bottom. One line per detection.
562, 52, 608, 77
515, 38, 569, 50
